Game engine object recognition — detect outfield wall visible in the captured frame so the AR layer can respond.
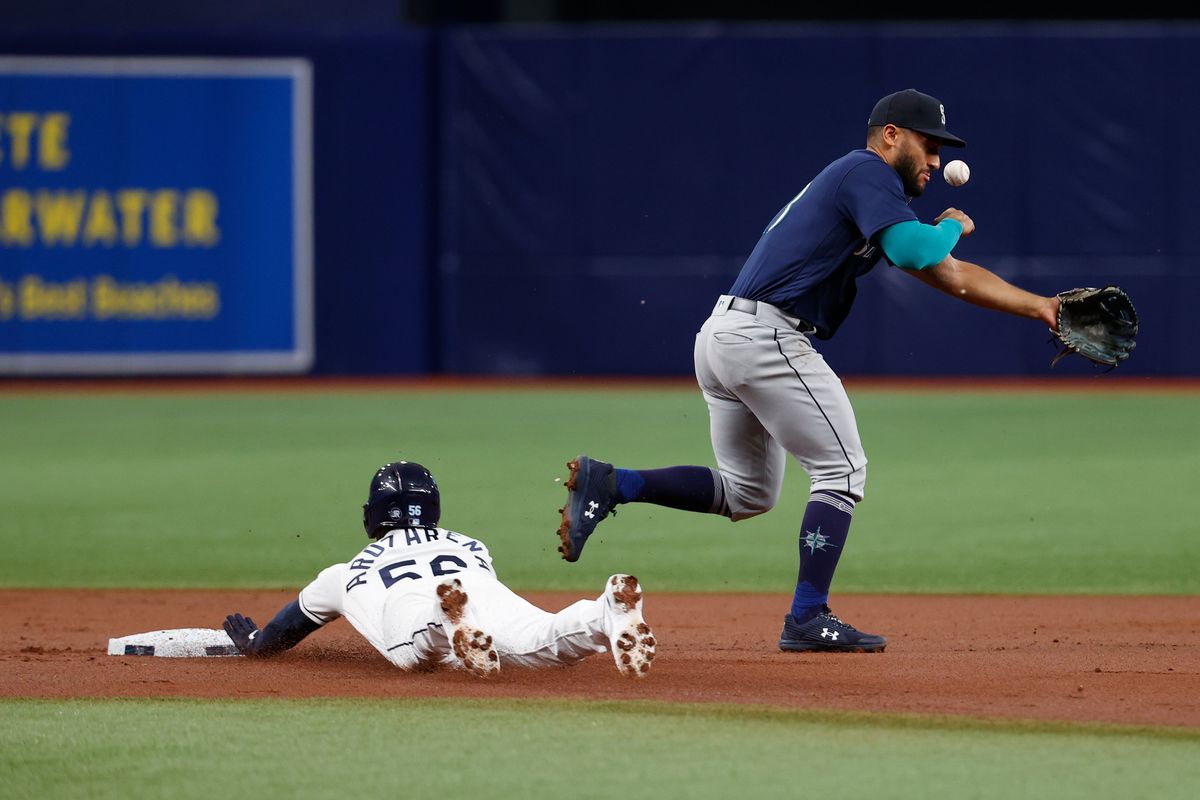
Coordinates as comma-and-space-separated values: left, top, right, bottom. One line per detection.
0, 22, 1194, 376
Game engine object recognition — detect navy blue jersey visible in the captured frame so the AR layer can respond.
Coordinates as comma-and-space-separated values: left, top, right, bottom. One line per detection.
728, 150, 917, 339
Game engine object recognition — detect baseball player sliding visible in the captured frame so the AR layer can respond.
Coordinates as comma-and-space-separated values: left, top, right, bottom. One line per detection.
224, 461, 655, 677
558, 89, 1062, 654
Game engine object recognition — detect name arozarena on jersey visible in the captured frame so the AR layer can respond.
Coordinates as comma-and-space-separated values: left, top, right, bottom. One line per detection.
344, 528, 493, 593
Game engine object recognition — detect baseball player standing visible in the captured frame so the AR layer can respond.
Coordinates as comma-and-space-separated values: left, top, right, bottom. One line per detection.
225, 461, 656, 677
558, 89, 1061, 654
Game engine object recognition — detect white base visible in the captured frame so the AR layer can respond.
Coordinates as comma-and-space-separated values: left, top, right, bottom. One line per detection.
107, 628, 242, 657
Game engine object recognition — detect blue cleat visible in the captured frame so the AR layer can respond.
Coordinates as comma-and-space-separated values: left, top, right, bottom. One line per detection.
556, 455, 618, 562
779, 606, 887, 653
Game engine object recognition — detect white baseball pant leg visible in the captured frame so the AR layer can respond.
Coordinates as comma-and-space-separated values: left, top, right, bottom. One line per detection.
440, 572, 612, 668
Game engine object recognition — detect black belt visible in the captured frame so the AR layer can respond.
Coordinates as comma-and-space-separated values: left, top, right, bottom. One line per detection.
728, 297, 816, 334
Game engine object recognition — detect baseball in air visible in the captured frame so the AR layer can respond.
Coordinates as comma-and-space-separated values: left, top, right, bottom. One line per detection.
943, 160, 970, 187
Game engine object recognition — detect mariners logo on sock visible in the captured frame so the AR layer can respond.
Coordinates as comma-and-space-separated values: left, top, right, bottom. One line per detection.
801, 526, 838, 553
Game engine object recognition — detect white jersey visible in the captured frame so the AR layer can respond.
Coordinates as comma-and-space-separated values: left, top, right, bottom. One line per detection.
293, 526, 635, 672
297, 527, 497, 665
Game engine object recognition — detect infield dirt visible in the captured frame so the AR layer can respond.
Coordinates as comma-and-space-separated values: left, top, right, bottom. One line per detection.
3, 590, 1197, 728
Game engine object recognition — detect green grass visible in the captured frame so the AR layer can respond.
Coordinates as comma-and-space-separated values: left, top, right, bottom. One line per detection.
1, 387, 1197, 593
2, 698, 1197, 800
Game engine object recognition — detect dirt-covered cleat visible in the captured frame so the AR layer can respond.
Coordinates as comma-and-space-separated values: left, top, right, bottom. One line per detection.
602, 574, 656, 678
557, 455, 618, 562
436, 579, 500, 677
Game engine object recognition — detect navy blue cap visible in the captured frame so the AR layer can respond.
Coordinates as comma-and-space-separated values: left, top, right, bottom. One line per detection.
868, 89, 966, 148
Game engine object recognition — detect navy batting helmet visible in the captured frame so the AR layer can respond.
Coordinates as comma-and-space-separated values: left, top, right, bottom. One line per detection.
362, 461, 441, 539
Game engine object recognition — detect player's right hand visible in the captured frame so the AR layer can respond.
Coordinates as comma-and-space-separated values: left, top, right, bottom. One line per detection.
935, 208, 975, 236
223, 613, 261, 655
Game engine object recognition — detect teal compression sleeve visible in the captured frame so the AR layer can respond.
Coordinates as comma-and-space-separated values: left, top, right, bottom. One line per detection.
878, 218, 964, 269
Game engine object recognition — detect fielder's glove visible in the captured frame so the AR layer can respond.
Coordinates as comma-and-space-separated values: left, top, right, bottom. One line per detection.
1050, 285, 1138, 369
223, 613, 262, 655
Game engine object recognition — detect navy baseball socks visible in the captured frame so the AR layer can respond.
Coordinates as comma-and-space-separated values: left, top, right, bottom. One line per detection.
560, 463, 884, 651
614, 466, 719, 512
779, 491, 886, 653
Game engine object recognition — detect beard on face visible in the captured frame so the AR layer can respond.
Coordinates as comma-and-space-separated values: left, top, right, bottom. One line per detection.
894, 149, 925, 197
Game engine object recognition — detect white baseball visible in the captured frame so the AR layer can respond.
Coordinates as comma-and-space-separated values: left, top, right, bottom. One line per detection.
943, 160, 970, 187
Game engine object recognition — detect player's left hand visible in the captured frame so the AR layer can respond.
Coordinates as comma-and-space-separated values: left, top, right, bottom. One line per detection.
223, 613, 261, 655
1050, 285, 1138, 368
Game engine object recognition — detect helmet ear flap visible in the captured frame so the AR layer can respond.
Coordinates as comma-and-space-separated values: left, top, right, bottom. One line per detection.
362, 503, 371, 536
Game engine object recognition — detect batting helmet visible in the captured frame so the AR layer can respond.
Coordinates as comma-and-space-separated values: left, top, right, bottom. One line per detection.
362, 461, 441, 539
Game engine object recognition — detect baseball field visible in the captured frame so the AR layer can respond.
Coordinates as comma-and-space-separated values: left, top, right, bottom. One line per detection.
2, 380, 1198, 798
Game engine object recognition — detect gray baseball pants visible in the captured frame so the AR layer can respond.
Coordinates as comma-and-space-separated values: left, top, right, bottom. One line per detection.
694, 295, 868, 521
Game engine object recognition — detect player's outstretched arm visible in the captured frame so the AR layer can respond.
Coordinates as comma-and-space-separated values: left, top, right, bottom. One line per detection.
223, 600, 323, 657
904, 255, 1060, 331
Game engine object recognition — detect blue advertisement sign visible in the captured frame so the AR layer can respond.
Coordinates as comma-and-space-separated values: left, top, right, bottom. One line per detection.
0, 57, 312, 373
